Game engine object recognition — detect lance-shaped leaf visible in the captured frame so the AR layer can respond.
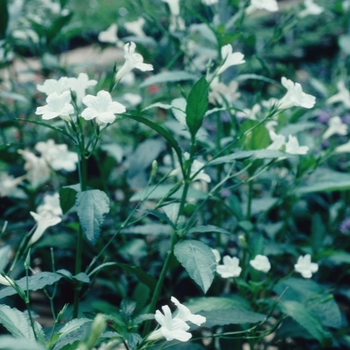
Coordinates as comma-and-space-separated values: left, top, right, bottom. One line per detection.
76, 190, 110, 244
174, 240, 216, 293
186, 76, 209, 138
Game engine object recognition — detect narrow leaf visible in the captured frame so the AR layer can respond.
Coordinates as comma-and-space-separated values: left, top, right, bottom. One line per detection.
174, 240, 216, 293
188, 225, 231, 235
186, 76, 209, 137
76, 189, 110, 244
0, 0, 9, 39
139, 71, 199, 88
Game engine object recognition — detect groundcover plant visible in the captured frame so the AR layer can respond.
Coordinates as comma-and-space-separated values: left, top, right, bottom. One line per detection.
0, 0, 350, 349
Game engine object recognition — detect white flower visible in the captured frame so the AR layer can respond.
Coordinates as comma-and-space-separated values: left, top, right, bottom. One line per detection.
217, 44, 245, 76
98, 23, 119, 44
67, 73, 97, 106
267, 130, 286, 151
37, 193, 63, 216
335, 141, 350, 153
285, 135, 309, 155
37, 77, 69, 96
124, 17, 146, 38
247, 0, 278, 13
148, 305, 192, 342
122, 93, 142, 106
18, 149, 51, 188
0, 172, 24, 197
250, 254, 271, 273
35, 139, 78, 172
299, 0, 324, 18
29, 211, 62, 245
326, 81, 350, 109
35, 91, 74, 122
216, 256, 242, 278
294, 254, 318, 278
278, 77, 316, 109
236, 104, 261, 120
323, 116, 348, 139
171, 297, 206, 326
115, 42, 153, 82
202, 0, 218, 5
162, 0, 180, 15
81, 90, 126, 125
209, 78, 240, 105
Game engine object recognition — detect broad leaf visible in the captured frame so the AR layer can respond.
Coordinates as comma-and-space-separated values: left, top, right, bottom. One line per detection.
139, 71, 199, 88
76, 189, 110, 244
0, 305, 35, 339
174, 240, 216, 293
185, 296, 250, 313
186, 76, 209, 138
0, 336, 46, 350
59, 184, 80, 214
239, 120, 270, 151
278, 300, 331, 346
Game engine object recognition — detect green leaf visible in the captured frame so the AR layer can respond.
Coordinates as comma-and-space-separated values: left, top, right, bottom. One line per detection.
0, 336, 46, 350
185, 296, 250, 313
186, 76, 209, 138
174, 240, 216, 293
0, 245, 11, 272
0, 305, 35, 339
239, 120, 270, 151
0, 0, 8, 39
59, 184, 80, 214
139, 71, 199, 88
0, 92, 29, 104
76, 189, 110, 244
0, 272, 63, 299
188, 225, 231, 235
116, 263, 157, 290
235, 74, 277, 85
278, 300, 331, 346
125, 113, 183, 169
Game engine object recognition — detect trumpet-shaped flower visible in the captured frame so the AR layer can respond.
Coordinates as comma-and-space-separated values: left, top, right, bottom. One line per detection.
278, 77, 316, 109
35, 139, 78, 172
217, 44, 245, 76
37, 193, 63, 216
81, 90, 126, 124
335, 140, 350, 153
162, 0, 180, 15
285, 135, 309, 155
124, 17, 146, 37
0, 172, 24, 197
149, 305, 192, 342
37, 77, 69, 95
248, 0, 278, 12
322, 116, 348, 139
115, 42, 153, 82
267, 130, 286, 151
98, 23, 119, 44
35, 91, 74, 122
299, 0, 324, 18
209, 78, 240, 106
29, 211, 62, 245
250, 254, 271, 273
294, 254, 318, 278
171, 297, 206, 326
216, 256, 242, 278
67, 73, 97, 106
326, 81, 350, 109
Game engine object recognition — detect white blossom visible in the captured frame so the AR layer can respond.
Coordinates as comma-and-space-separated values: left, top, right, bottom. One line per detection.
335, 141, 350, 153
81, 90, 126, 125
216, 256, 242, 278
278, 77, 316, 109
37, 193, 63, 216
0, 172, 24, 197
37, 77, 69, 96
209, 78, 241, 105
285, 135, 309, 155
236, 104, 261, 120
247, 0, 278, 13
67, 73, 97, 106
98, 23, 119, 44
217, 44, 245, 76
250, 254, 271, 273
171, 297, 206, 326
115, 42, 153, 82
326, 81, 350, 109
35, 91, 74, 122
162, 0, 180, 15
294, 254, 318, 278
322, 116, 348, 139
202, 0, 218, 5
267, 131, 286, 151
29, 211, 62, 245
299, 0, 324, 18
124, 17, 146, 37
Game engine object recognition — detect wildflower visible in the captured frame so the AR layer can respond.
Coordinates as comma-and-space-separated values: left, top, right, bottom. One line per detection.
217, 44, 245, 76
0, 172, 24, 197
285, 135, 309, 155
162, 0, 180, 15
322, 116, 348, 139
278, 77, 316, 109
35, 139, 78, 172
98, 23, 119, 44
18, 149, 51, 188
29, 211, 62, 245
236, 104, 261, 120
335, 140, 350, 153
122, 93, 142, 106
115, 42, 153, 82
202, 0, 218, 5
124, 17, 146, 38
37, 77, 69, 96
148, 305, 192, 342
171, 297, 206, 326
209, 78, 240, 106
294, 254, 319, 278
299, 0, 324, 18
67, 73, 97, 106
250, 254, 271, 273
247, 0, 278, 13
216, 256, 242, 278
326, 81, 350, 109
35, 91, 74, 122
81, 90, 126, 125
37, 193, 63, 216
267, 131, 287, 151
